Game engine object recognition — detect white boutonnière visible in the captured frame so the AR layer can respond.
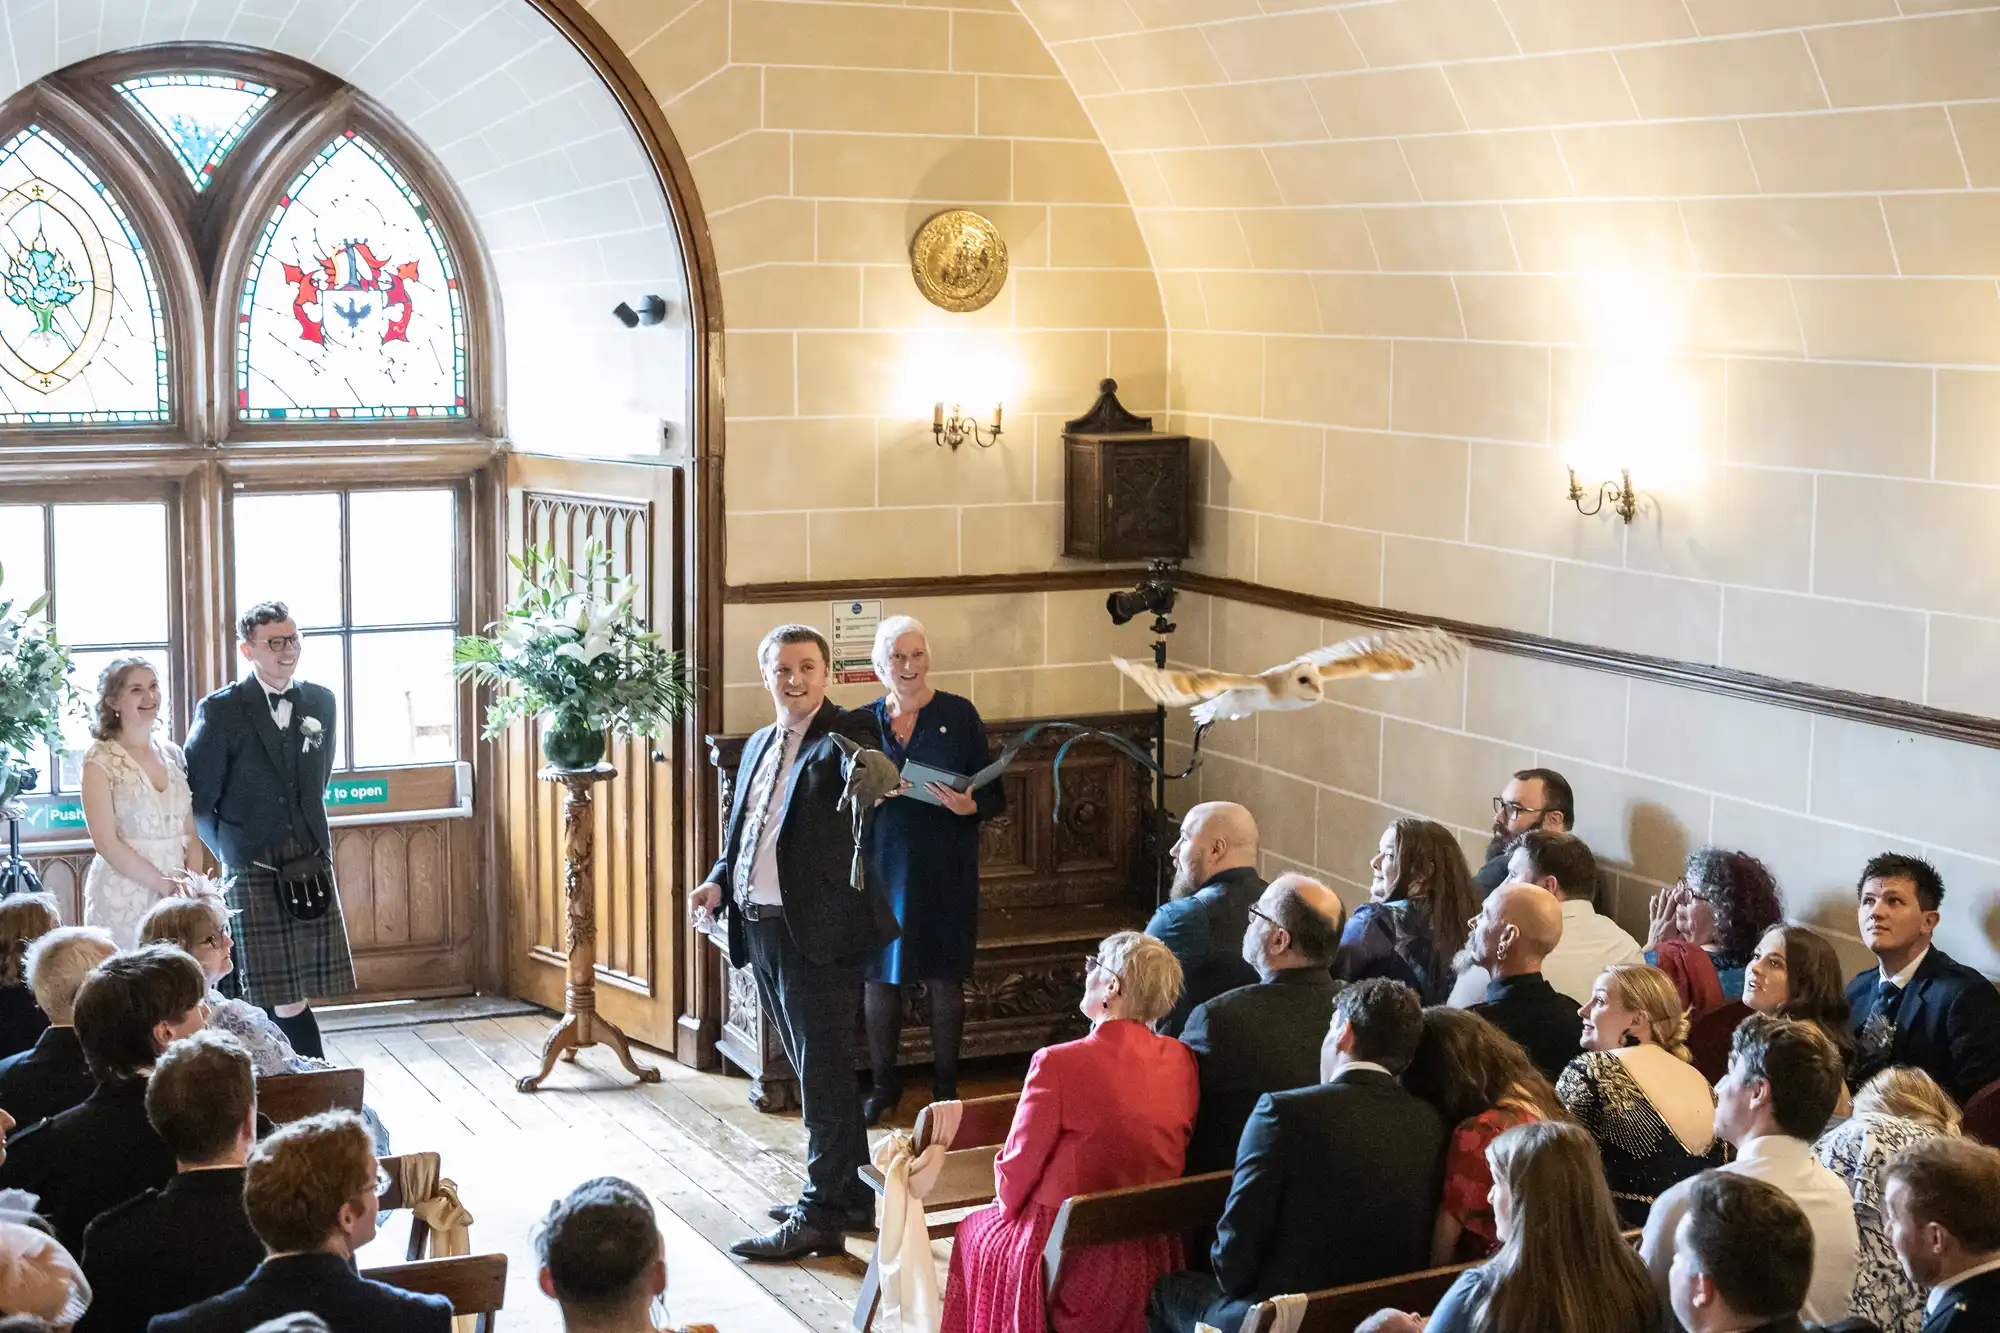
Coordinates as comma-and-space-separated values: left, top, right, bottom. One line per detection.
299, 715, 324, 754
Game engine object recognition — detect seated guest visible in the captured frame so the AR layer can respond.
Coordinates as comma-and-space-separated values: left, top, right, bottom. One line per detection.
1403, 1007, 1561, 1264
1848, 854, 2000, 1105
1818, 1067, 1964, 1333
1641, 1014, 1857, 1324
1882, 1138, 2000, 1333
534, 1177, 668, 1333
0, 896, 58, 1061
1559, 963, 1722, 1227
1337, 820, 1478, 1004
1147, 978, 1447, 1333
1146, 803, 1263, 1038
943, 932, 1196, 1333
1360, 1121, 1658, 1333
1459, 882, 1582, 1081
1505, 832, 1644, 1004
1668, 1171, 1818, 1333
1739, 924, 1856, 1114
0, 944, 201, 1251
1178, 874, 1346, 1175
77, 1031, 263, 1333
1646, 848, 1784, 1013
152, 1111, 451, 1333
1475, 768, 1573, 895
0, 927, 117, 1130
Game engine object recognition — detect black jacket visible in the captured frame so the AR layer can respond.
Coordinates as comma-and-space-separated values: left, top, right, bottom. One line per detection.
0, 1024, 94, 1130
0, 984, 48, 1061
184, 676, 338, 868
1847, 946, 2000, 1105
1922, 1266, 2000, 1333
0, 1077, 176, 1253
79, 1167, 264, 1333
1178, 969, 1342, 1175
1203, 1067, 1448, 1329
148, 1252, 451, 1333
1146, 865, 1267, 1038
1469, 972, 1584, 1084
707, 700, 898, 968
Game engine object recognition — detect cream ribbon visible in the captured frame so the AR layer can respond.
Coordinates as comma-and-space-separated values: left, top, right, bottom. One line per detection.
392, 1156, 476, 1333
1264, 1292, 1308, 1333
870, 1099, 964, 1333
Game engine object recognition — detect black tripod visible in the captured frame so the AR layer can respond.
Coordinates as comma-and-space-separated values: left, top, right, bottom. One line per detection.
1106, 560, 1206, 907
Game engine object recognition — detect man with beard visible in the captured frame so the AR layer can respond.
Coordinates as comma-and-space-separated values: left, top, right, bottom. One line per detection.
1147, 802, 1263, 1038
1474, 768, 1573, 895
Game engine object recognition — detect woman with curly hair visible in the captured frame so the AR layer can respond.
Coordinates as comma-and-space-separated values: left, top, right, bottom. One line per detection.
1645, 847, 1784, 1016
1336, 818, 1480, 1004
1558, 963, 1725, 1227
0, 894, 58, 1060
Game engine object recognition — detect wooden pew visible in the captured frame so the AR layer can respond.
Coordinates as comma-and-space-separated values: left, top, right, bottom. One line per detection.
257, 1068, 365, 1124
377, 1152, 442, 1261
364, 1253, 508, 1333
1237, 1261, 1475, 1333
1039, 1171, 1233, 1315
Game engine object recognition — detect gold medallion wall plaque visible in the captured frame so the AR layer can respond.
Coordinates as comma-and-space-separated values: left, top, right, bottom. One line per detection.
910, 209, 1008, 312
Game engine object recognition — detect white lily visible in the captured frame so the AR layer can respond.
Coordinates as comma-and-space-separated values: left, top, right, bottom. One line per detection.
554, 589, 628, 665
495, 615, 538, 656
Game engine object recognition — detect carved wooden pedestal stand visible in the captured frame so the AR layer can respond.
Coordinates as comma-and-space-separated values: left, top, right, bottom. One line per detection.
516, 763, 661, 1093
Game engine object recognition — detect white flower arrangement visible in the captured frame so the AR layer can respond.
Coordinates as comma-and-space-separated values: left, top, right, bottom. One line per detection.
299, 715, 324, 754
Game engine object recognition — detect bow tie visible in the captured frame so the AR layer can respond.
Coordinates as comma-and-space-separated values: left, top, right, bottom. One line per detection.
267, 687, 299, 708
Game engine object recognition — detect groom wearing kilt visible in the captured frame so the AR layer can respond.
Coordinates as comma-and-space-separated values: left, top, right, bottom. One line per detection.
185, 600, 356, 1058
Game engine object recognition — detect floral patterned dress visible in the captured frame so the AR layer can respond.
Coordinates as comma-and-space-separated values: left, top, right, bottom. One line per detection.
1441, 1105, 1541, 1260
81, 738, 192, 948
1816, 1112, 1943, 1333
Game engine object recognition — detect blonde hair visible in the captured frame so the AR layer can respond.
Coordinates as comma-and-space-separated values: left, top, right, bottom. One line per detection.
91, 656, 158, 741
0, 893, 60, 989
1856, 1066, 1963, 1137
1096, 930, 1183, 1027
137, 895, 227, 958
1600, 963, 1692, 1061
25, 926, 116, 1022
871, 615, 929, 683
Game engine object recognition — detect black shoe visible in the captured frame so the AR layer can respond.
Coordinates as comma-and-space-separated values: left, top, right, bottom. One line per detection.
764, 1201, 872, 1231
730, 1216, 850, 1262
765, 1202, 799, 1223
862, 1078, 903, 1127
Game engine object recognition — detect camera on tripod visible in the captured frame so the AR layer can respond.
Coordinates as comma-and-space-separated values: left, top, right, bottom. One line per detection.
1105, 559, 1179, 634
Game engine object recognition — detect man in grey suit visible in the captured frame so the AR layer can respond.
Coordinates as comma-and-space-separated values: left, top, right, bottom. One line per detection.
184, 602, 353, 1060
1178, 873, 1346, 1174
690, 624, 897, 1262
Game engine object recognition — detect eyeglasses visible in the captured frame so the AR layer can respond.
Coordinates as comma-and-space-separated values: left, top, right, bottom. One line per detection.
1247, 904, 1283, 932
200, 928, 232, 949
258, 634, 301, 652
1084, 955, 1122, 981
1492, 797, 1550, 821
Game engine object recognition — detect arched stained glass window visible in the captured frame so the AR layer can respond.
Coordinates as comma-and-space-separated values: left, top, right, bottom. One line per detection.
237, 131, 467, 421
0, 125, 169, 424
114, 74, 274, 193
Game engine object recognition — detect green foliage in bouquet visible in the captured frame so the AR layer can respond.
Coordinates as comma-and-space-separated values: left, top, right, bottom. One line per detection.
0, 562, 78, 804
451, 541, 695, 745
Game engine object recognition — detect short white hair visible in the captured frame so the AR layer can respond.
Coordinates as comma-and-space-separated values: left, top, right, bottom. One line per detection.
26, 926, 116, 1024
871, 615, 930, 683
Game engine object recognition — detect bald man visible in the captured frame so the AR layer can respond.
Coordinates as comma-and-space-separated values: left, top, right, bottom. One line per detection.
1147, 802, 1265, 1038
1178, 874, 1348, 1174
1460, 882, 1582, 1081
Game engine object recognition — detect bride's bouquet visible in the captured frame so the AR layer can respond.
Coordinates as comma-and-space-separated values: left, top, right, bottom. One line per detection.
0, 563, 76, 808
451, 539, 695, 770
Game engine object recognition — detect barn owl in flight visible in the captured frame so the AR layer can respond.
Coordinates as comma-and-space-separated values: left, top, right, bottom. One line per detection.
1113, 626, 1469, 725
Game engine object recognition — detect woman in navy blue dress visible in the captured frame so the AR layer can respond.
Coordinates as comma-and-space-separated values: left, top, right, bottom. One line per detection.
863, 615, 1005, 1123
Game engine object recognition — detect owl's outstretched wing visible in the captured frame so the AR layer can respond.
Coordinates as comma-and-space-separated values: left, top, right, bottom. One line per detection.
1303, 626, 1469, 681
1112, 657, 1268, 707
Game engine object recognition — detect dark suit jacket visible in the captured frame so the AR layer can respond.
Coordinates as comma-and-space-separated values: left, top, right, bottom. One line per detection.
1923, 1267, 2000, 1333
0, 1077, 175, 1253
1469, 972, 1584, 1083
1178, 969, 1342, 1175
0, 984, 48, 1061
1474, 849, 1511, 895
0, 1024, 94, 1129
1206, 1066, 1448, 1326
706, 699, 897, 968
1147, 865, 1266, 1038
1847, 947, 2000, 1105
79, 1167, 264, 1333
184, 676, 338, 869
148, 1252, 451, 1333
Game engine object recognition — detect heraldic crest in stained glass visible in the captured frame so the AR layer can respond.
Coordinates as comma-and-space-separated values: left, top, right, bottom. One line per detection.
114, 74, 275, 193
238, 132, 466, 421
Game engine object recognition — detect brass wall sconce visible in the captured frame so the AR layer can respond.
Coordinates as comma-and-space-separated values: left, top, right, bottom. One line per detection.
934, 402, 1002, 450
1567, 467, 1639, 523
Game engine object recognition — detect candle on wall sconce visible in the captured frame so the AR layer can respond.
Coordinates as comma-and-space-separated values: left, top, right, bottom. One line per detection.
934, 402, 1003, 451
1566, 466, 1640, 523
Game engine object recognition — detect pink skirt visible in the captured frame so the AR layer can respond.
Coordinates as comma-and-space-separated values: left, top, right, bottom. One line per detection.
942, 1199, 1182, 1333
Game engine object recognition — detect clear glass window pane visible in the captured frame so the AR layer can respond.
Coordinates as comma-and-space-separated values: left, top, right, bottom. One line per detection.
61, 648, 172, 781
233, 493, 341, 629
53, 503, 167, 646
298, 631, 347, 772
349, 490, 453, 626
0, 505, 45, 609
348, 629, 455, 768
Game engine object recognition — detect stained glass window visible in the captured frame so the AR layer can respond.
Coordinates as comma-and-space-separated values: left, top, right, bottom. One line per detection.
237, 132, 467, 421
0, 127, 170, 424
113, 74, 274, 193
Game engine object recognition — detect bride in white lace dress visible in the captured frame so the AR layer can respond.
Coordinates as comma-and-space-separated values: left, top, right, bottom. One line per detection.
79, 659, 199, 947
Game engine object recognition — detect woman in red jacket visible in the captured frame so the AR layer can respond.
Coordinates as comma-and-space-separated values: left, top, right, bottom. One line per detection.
942, 930, 1199, 1333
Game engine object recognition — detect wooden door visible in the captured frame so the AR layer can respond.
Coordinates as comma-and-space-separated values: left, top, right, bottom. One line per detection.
497, 455, 686, 1052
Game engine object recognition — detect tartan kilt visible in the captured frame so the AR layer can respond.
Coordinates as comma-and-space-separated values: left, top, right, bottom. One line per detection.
222, 845, 358, 1008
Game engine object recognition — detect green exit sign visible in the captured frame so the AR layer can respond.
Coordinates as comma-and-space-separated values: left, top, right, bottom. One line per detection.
326, 778, 389, 808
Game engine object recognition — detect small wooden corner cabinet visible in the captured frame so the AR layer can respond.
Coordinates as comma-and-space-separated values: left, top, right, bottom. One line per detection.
699, 711, 1161, 1111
